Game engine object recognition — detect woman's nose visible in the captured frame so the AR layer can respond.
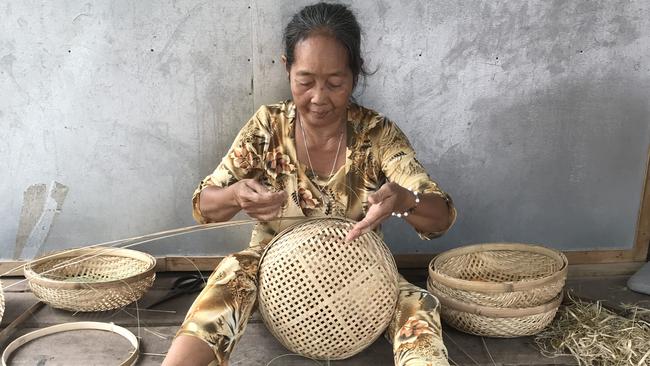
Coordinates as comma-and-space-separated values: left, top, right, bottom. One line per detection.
310, 85, 328, 105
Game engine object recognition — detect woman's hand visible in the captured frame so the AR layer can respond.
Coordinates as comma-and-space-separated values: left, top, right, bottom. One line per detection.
233, 179, 287, 221
345, 182, 412, 242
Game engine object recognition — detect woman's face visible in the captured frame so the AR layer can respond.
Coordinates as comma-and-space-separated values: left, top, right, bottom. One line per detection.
285, 34, 354, 128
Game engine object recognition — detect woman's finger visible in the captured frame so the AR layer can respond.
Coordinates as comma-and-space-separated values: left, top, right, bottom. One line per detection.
345, 205, 390, 242
244, 179, 270, 194
240, 184, 286, 206
242, 180, 281, 203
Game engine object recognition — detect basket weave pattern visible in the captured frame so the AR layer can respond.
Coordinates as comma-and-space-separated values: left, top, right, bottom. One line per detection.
428, 243, 567, 337
439, 302, 560, 337
25, 247, 156, 312
429, 249, 566, 307
258, 218, 399, 360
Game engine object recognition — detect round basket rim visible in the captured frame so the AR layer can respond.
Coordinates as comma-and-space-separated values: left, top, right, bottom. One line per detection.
259, 216, 362, 266
1, 321, 139, 366
428, 242, 568, 293
24, 246, 156, 290
429, 284, 563, 318
266, 216, 358, 245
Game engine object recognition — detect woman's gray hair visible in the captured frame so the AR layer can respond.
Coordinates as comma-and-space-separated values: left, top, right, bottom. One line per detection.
283, 2, 370, 88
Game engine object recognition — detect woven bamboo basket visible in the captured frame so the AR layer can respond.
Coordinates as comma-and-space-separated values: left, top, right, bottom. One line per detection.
429, 285, 562, 337
257, 217, 400, 360
24, 247, 156, 312
428, 243, 567, 308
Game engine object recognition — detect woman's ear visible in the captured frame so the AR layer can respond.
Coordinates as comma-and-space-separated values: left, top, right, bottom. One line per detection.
281, 55, 290, 78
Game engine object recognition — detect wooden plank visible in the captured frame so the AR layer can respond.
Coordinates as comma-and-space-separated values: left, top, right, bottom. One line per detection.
4, 275, 648, 365
2, 256, 645, 277
394, 253, 647, 269
567, 262, 644, 277
3, 317, 581, 365
633, 144, 650, 261
0, 324, 579, 366
2, 247, 644, 274
564, 250, 641, 264
0, 262, 24, 277
0, 301, 44, 346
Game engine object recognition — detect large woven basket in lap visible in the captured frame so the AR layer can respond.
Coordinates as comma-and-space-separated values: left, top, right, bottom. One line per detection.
25, 247, 156, 312
257, 217, 400, 360
428, 243, 567, 308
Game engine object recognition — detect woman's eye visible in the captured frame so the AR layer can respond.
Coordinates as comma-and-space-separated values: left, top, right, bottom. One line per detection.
298, 80, 313, 86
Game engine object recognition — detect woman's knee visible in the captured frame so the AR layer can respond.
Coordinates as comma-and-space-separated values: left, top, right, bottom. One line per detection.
162, 334, 216, 366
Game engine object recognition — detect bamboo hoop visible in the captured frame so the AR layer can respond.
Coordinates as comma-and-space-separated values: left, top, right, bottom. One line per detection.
428, 243, 567, 307
24, 247, 156, 312
257, 217, 400, 360
430, 285, 563, 337
1, 321, 139, 366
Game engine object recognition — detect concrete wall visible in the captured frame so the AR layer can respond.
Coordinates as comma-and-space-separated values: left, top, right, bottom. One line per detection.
1, 0, 649, 260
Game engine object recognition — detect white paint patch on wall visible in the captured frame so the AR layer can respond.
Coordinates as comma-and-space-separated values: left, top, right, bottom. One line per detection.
14, 181, 68, 259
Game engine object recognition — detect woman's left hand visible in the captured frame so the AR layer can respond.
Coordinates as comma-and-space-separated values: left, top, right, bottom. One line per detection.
345, 182, 411, 242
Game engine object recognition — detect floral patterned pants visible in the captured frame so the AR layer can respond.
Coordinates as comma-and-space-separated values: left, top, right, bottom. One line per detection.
176, 245, 449, 366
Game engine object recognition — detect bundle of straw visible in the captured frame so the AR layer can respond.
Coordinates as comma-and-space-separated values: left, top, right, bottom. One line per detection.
535, 294, 650, 366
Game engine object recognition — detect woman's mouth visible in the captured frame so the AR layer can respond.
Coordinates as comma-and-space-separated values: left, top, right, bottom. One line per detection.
311, 110, 329, 118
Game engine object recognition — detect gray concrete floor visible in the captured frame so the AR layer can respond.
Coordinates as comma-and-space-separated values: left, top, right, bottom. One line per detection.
1, 273, 648, 365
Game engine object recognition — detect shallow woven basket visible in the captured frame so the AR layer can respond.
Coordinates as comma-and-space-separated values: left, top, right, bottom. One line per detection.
429, 284, 562, 337
428, 243, 567, 308
257, 217, 400, 360
24, 247, 156, 312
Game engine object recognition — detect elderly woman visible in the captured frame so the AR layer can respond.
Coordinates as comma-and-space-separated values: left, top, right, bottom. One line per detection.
163, 2, 456, 366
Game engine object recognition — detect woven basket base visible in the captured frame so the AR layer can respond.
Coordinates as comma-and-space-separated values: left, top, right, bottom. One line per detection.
29, 276, 155, 312
428, 277, 565, 308
440, 306, 559, 338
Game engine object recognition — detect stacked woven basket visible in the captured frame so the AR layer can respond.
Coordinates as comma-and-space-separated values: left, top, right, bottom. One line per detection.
427, 243, 568, 337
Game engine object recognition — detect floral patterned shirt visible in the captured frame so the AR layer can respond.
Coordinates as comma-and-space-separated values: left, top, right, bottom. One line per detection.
192, 100, 456, 248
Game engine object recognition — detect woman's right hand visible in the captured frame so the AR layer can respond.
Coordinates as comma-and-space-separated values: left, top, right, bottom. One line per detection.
233, 179, 287, 221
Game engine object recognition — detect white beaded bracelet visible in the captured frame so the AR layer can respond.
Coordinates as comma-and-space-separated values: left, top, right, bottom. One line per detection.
391, 189, 420, 218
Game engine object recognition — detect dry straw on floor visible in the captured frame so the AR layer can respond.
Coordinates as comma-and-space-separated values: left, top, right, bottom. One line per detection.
535, 295, 650, 366
257, 217, 400, 360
